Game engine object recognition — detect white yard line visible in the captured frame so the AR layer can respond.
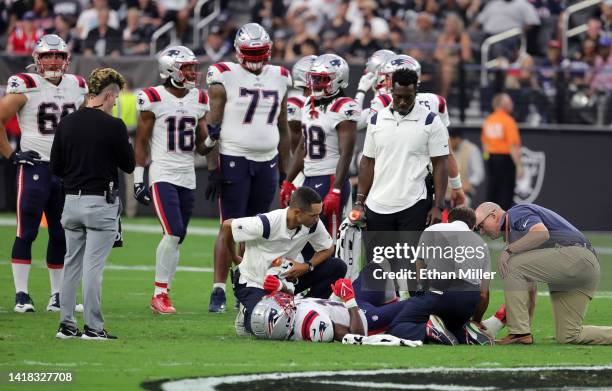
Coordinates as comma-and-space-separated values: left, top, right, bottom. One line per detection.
0, 260, 213, 273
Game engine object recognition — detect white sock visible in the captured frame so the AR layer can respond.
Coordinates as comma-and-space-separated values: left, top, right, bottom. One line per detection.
48, 266, 63, 294
213, 283, 226, 291
154, 235, 180, 295
12, 261, 31, 293
481, 316, 504, 337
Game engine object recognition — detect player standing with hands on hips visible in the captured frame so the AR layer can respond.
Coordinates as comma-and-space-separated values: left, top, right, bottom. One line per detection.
51, 67, 134, 340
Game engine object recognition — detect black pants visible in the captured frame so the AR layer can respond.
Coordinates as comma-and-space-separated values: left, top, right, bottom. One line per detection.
234, 257, 347, 333
365, 199, 430, 294
486, 154, 516, 210
387, 290, 481, 343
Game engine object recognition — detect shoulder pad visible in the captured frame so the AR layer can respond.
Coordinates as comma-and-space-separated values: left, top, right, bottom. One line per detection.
280, 66, 290, 78
207, 63, 230, 86
330, 97, 356, 113
425, 112, 437, 125
71, 74, 88, 91
136, 87, 160, 112
287, 96, 305, 108
6, 73, 38, 93
378, 94, 392, 107
141, 87, 161, 103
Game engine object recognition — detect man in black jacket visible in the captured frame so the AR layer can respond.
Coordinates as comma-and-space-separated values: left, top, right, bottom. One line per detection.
50, 67, 134, 340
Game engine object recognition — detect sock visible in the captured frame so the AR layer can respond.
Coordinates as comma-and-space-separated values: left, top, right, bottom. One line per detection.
12, 260, 31, 293
481, 316, 504, 337
154, 235, 180, 295
213, 283, 226, 292
48, 265, 63, 294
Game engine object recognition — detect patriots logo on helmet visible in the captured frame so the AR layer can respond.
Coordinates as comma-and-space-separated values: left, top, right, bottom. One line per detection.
344, 109, 356, 117
329, 59, 342, 68
166, 49, 180, 57
318, 321, 328, 339
391, 58, 415, 66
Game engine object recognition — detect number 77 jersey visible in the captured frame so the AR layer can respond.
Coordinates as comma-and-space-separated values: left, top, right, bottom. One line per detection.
206, 62, 292, 161
136, 85, 209, 190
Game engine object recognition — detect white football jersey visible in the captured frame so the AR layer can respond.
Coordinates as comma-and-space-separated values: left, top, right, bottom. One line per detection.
370, 92, 450, 127
291, 297, 368, 342
287, 94, 306, 123
6, 72, 87, 161
206, 62, 292, 162
301, 96, 360, 177
136, 86, 209, 189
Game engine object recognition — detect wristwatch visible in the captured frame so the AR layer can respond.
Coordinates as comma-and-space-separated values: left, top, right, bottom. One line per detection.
504, 245, 514, 255
305, 259, 314, 272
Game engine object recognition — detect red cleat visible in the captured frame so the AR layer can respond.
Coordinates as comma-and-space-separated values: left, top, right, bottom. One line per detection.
150, 293, 176, 314
495, 304, 507, 325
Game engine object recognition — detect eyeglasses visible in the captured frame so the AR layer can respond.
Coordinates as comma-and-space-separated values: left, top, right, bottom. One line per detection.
473, 211, 494, 232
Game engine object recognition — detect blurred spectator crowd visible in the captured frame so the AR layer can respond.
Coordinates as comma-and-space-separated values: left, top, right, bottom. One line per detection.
0, 0, 610, 124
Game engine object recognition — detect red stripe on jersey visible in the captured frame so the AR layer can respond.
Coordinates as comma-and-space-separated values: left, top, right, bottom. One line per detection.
378, 94, 391, 107
287, 97, 304, 108
149, 87, 161, 102
142, 88, 155, 102
301, 310, 318, 341
12, 258, 31, 265
47, 263, 63, 269
280, 67, 289, 77
212, 63, 230, 73
437, 95, 447, 114
16, 73, 36, 88
198, 89, 208, 104
330, 97, 353, 113
75, 75, 86, 88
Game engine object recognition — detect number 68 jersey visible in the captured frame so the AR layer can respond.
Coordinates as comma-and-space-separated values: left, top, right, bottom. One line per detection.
6, 72, 88, 161
136, 86, 209, 190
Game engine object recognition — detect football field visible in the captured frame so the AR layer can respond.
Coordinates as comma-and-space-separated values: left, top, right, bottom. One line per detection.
1, 214, 611, 390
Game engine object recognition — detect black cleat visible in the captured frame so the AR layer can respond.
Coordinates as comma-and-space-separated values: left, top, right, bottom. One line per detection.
56, 324, 82, 339
208, 287, 226, 313
81, 325, 118, 340
14, 291, 35, 313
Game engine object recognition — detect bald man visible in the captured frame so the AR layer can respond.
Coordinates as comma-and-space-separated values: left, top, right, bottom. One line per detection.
480, 94, 523, 210
475, 201, 612, 345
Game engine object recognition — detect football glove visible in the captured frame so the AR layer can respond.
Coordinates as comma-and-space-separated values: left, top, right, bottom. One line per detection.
322, 188, 341, 219
331, 278, 357, 308
133, 183, 151, 205
207, 123, 221, 141
10, 150, 41, 166
263, 275, 282, 293
358, 72, 376, 92
279, 180, 296, 208
205, 170, 224, 201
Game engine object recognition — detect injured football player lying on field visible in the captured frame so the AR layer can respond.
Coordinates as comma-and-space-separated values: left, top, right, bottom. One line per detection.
239, 259, 422, 346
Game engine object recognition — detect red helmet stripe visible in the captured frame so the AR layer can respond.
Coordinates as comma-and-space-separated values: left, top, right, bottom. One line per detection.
301, 310, 318, 341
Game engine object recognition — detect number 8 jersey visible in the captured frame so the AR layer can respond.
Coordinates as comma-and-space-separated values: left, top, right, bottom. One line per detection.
136, 86, 209, 190
206, 62, 292, 162
6, 72, 88, 161
301, 96, 360, 177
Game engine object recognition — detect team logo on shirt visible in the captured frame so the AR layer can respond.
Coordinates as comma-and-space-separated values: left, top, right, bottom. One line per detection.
514, 146, 546, 204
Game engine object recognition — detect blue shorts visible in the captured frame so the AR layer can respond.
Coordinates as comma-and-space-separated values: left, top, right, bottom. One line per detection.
353, 275, 408, 335
219, 154, 278, 221
151, 181, 194, 242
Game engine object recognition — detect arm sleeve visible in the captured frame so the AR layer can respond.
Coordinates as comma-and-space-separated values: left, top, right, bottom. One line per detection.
362, 126, 376, 158
231, 216, 264, 242
308, 220, 333, 252
114, 119, 135, 173
428, 116, 450, 157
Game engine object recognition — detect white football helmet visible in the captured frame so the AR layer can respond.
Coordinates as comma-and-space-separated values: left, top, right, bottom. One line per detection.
158, 46, 200, 89
250, 292, 296, 340
32, 34, 70, 79
292, 55, 317, 89
294, 309, 334, 342
234, 23, 272, 72
306, 54, 349, 99
365, 49, 395, 93
378, 55, 422, 94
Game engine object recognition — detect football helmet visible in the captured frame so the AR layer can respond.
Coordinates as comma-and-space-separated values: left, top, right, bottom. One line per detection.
250, 292, 296, 340
158, 46, 200, 89
378, 54, 422, 94
234, 23, 272, 72
306, 54, 349, 99
365, 49, 395, 93
292, 55, 317, 89
32, 34, 70, 79
295, 309, 334, 342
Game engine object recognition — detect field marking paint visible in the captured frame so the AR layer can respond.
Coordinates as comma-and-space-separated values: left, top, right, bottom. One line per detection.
0, 217, 219, 236
312, 380, 495, 391
0, 260, 213, 273
159, 366, 612, 391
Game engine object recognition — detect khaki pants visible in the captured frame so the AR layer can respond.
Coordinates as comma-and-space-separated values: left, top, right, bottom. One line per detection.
504, 245, 612, 344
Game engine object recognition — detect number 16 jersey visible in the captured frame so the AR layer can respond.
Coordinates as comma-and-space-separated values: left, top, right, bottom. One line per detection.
206, 62, 292, 162
136, 86, 209, 189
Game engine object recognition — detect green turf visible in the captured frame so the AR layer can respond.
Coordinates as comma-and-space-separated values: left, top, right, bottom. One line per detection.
1, 216, 611, 390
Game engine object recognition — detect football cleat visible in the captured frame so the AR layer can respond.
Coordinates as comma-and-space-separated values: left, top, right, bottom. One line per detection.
56, 324, 82, 339
14, 291, 35, 313
496, 333, 534, 345
47, 293, 84, 313
426, 315, 458, 345
234, 303, 249, 337
150, 293, 176, 314
208, 287, 226, 313
81, 325, 117, 340
495, 303, 507, 324
464, 321, 495, 346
